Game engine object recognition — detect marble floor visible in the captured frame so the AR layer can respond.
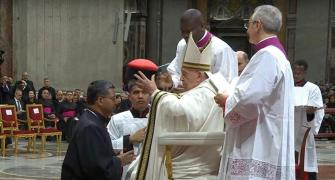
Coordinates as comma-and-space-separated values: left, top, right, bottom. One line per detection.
316, 139, 335, 180
0, 139, 334, 180
0, 140, 67, 180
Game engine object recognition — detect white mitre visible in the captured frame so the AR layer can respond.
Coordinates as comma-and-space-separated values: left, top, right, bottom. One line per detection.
182, 32, 212, 71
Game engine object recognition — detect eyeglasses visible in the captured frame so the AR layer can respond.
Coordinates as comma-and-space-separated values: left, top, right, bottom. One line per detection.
244, 20, 258, 30
102, 96, 116, 101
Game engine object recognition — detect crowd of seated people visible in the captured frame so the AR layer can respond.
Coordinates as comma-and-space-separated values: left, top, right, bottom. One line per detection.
0, 70, 169, 145
0, 73, 89, 146
1, 70, 334, 142
316, 82, 335, 133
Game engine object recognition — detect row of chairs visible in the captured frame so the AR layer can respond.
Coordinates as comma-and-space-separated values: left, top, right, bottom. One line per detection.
0, 104, 62, 156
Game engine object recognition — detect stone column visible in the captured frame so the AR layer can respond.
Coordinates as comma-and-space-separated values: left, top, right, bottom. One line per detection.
0, 0, 13, 76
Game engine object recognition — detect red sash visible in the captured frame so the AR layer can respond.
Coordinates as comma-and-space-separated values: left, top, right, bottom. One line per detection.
63, 110, 76, 117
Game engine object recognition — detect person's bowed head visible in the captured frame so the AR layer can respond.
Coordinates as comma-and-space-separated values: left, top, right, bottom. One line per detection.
155, 70, 173, 92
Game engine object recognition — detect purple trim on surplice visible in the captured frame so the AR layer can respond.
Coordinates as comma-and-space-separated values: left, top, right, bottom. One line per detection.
253, 36, 288, 59
196, 31, 213, 48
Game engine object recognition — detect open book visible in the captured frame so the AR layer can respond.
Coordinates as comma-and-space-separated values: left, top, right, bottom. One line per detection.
294, 87, 324, 109
207, 72, 233, 94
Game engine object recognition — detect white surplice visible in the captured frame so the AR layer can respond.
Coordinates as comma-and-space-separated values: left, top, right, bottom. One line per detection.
230, 76, 239, 90
167, 32, 237, 87
127, 74, 229, 180
107, 110, 148, 180
294, 82, 324, 173
107, 111, 148, 153
219, 45, 296, 180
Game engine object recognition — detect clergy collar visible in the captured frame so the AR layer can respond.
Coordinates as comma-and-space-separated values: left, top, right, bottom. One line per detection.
257, 35, 277, 44
196, 30, 212, 49
197, 30, 207, 46
86, 108, 110, 126
253, 36, 287, 58
130, 107, 149, 118
295, 79, 307, 87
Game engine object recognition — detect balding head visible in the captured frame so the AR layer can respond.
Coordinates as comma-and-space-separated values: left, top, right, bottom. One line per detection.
181, 9, 203, 25
180, 9, 205, 42
22, 72, 29, 80
237, 51, 249, 75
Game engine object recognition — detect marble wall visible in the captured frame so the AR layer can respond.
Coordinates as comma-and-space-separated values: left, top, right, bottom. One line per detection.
295, 0, 331, 83
13, 0, 124, 90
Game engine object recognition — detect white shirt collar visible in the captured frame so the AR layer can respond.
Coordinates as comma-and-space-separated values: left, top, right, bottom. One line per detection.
257, 35, 277, 44
198, 30, 208, 43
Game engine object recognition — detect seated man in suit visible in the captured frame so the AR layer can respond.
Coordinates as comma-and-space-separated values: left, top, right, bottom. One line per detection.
8, 89, 27, 132
10, 89, 27, 121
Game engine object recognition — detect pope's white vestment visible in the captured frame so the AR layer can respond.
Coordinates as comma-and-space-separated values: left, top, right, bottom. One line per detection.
219, 45, 296, 180
127, 74, 227, 180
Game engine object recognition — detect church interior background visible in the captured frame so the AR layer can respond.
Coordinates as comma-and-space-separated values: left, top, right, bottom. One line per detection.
0, 0, 334, 88
124, 0, 335, 85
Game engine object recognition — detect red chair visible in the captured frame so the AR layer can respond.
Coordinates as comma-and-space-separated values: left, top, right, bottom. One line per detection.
26, 104, 62, 152
0, 105, 36, 154
0, 121, 6, 156
295, 127, 311, 180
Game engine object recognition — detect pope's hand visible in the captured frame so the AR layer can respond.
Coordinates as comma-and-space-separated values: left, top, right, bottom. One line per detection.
214, 92, 229, 108
134, 71, 157, 95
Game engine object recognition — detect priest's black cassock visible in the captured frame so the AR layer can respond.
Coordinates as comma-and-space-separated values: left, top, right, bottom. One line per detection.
61, 109, 122, 180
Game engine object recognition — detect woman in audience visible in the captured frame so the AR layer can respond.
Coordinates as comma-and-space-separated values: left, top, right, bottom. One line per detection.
25, 90, 37, 105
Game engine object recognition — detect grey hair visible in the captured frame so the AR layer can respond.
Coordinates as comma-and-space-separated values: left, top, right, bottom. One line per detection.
252, 5, 282, 33
86, 80, 115, 105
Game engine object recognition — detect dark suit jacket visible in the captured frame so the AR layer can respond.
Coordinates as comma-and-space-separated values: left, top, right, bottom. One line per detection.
1, 83, 14, 104
26, 80, 35, 92
15, 80, 35, 102
9, 98, 26, 120
61, 109, 122, 180
9, 98, 25, 112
